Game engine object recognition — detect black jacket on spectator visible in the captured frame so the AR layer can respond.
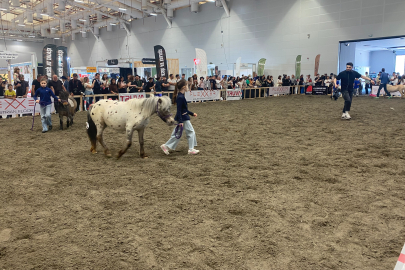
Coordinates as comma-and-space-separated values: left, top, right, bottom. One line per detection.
15, 80, 28, 96
48, 80, 64, 96
69, 79, 84, 95
92, 79, 102, 94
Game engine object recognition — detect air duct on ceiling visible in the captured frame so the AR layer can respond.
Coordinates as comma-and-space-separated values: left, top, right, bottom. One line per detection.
82, 31, 87, 38
164, 0, 171, 5
107, 23, 112, 31
141, 0, 148, 11
94, 26, 99, 35
71, 19, 77, 29
26, 12, 33, 24
167, 8, 173, 18
51, 28, 56, 34
97, 13, 102, 21
47, 3, 54, 17
191, 2, 198, 13
60, 20, 65, 32
58, 0, 65, 11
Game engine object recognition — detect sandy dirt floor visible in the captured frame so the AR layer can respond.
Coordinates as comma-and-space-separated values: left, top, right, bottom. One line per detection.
1, 95, 405, 269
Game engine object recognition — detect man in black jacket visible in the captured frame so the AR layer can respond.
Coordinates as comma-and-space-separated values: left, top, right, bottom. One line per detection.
69, 73, 84, 111
334, 62, 373, 120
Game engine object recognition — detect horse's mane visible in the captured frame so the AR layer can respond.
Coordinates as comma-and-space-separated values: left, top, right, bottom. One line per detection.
141, 95, 172, 114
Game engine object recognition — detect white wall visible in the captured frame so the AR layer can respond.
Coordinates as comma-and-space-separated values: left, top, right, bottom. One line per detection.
370, 50, 396, 74
4, 0, 405, 77
355, 49, 370, 68
339, 43, 356, 71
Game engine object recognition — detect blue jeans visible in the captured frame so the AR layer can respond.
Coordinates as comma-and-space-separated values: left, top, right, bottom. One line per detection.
84, 90, 94, 108
40, 104, 52, 131
165, 120, 197, 150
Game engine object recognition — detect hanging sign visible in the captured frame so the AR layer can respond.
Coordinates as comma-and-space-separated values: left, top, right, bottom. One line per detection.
56, 46, 68, 78
154, 45, 168, 78
0, 51, 19, 59
86, 67, 97, 73
142, 58, 156, 65
42, 44, 57, 78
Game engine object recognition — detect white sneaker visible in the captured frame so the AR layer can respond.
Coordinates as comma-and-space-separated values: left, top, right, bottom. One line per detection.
345, 112, 351, 120
160, 144, 170, 155
341, 112, 346, 119
188, 149, 200, 155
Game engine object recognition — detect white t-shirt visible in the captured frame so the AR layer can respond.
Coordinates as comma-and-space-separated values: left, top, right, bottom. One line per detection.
84, 82, 92, 89
167, 78, 176, 90
216, 80, 221, 89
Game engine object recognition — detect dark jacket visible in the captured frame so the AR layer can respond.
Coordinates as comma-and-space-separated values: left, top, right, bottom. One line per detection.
175, 92, 194, 124
336, 70, 361, 91
33, 87, 58, 105
69, 79, 84, 95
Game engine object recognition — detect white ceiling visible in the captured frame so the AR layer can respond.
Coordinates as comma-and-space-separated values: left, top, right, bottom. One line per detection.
355, 37, 405, 52
0, 0, 227, 42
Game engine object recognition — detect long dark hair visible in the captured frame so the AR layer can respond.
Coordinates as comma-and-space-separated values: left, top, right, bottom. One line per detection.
173, 79, 187, 105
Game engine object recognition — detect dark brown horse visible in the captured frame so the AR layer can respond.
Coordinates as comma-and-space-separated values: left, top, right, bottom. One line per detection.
58, 91, 77, 130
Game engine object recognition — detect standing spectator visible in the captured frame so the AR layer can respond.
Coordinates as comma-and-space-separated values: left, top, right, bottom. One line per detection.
144, 77, 155, 93
354, 78, 361, 97
31, 74, 42, 97
131, 75, 144, 92
391, 74, 398, 86
204, 76, 211, 90
215, 75, 221, 90
198, 77, 205, 90
299, 74, 305, 94
376, 68, 392, 99
315, 73, 323, 86
364, 72, 371, 95
83, 77, 94, 109
168, 74, 177, 92
175, 74, 180, 82
100, 74, 109, 94
109, 78, 119, 100
117, 76, 127, 93
324, 76, 332, 94
161, 76, 169, 95
277, 75, 282, 86
61, 76, 69, 94
127, 75, 137, 93
375, 72, 381, 85
48, 74, 66, 113
69, 74, 84, 111
210, 76, 217, 90
187, 77, 194, 90
13, 67, 21, 84
155, 77, 162, 96
92, 73, 102, 102
14, 74, 29, 97
181, 74, 186, 80
267, 76, 274, 87
291, 75, 297, 94
221, 75, 228, 90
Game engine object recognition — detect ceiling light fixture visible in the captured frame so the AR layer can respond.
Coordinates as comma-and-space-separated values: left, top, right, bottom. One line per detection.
110, 23, 116, 25
18, 24, 25, 27
80, 30, 86, 33
150, 12, 157, 16
119, 8, 127, 11
40, 13, 48, 16
29, 35, 35, 38
54, 37, 60, 39
17, 39, 23, 41
74, 0, 84, 2
0, 8, 7, 11
79, 19, 86, 21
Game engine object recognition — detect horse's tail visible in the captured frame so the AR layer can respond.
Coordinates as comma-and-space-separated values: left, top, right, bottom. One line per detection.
87, 107, 97, 152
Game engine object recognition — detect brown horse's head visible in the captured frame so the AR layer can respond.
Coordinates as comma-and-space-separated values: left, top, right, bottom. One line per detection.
59, 91, 70, 107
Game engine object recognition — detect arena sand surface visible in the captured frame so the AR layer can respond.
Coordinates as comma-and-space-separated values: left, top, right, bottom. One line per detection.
1, 95, 405, 270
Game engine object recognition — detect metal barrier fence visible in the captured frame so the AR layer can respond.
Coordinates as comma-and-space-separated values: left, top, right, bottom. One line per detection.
72, 85, 309, 111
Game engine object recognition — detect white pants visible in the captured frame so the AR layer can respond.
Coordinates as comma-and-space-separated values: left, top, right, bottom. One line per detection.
165, 120, 197, 150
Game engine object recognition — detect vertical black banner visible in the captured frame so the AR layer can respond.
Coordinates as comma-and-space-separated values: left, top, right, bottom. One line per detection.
154, 45, 168, 78
43, 44, 57, 78
56, 46, 68, 78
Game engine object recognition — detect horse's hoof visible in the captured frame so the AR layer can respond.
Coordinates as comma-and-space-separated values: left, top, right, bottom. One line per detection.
141, 156, 149, 159
105, 153, 112, 158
